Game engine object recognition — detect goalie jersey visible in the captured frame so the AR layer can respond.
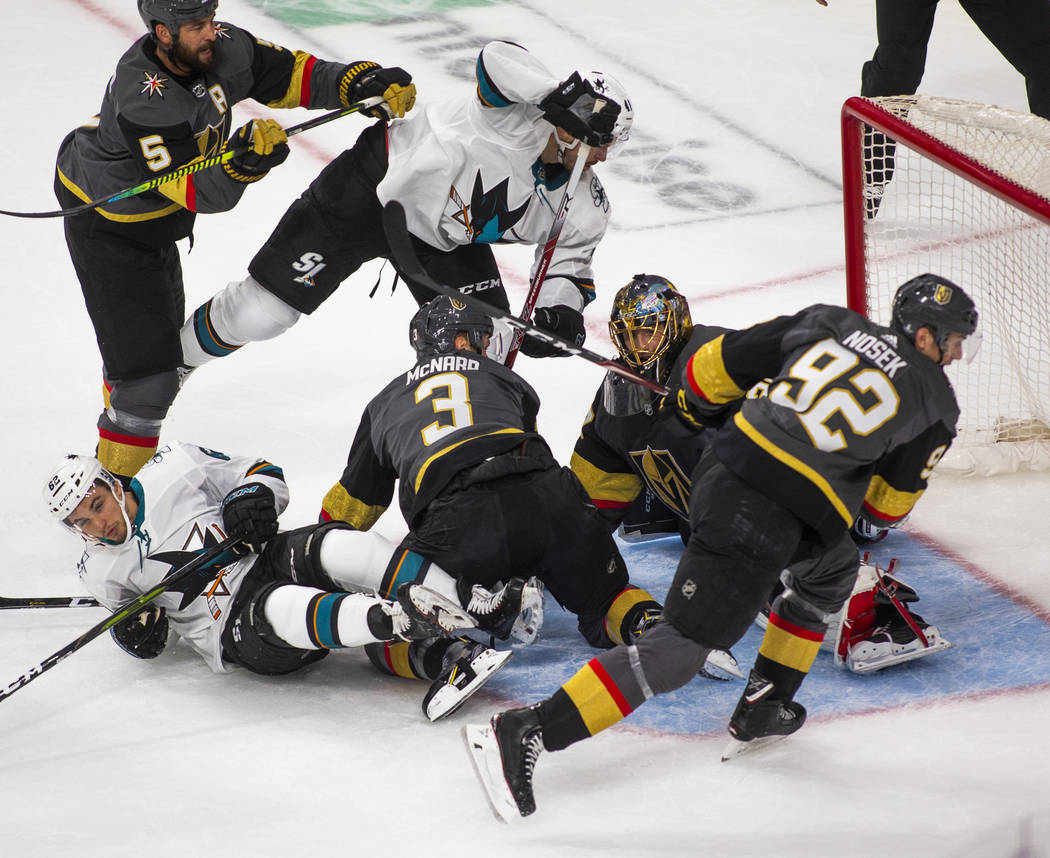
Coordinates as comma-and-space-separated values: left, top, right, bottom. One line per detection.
75, 442, 289, 673
321, 350, 544, 529
684, 304, 960, 543
55, 22, 353, 240
377, 40, 611, 312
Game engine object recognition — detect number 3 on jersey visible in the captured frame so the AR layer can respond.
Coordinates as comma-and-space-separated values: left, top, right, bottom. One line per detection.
416, 373, 474, 445
769, 339, 900, 452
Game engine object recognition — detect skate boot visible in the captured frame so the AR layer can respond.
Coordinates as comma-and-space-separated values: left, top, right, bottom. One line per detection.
464, 577, 544, 644
463, 705, 544, 822
390, 583, 476, 640
845, 607, 953, 673
722, 669, 806, 761
422, 638, 512, 722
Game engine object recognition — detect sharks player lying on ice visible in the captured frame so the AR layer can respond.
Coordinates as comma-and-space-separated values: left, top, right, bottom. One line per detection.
181, 39, 632, 371
43, 442, 518, 721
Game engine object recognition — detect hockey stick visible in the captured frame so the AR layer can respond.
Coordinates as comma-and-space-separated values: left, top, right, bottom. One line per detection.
503, 142, 591, 368
0, 535, 240, 702
382, 201, 670, 395
0, 595, 101, 610
0, 98, 381, 219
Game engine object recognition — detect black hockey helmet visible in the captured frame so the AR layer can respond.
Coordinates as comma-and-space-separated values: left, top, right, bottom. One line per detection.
410, 295, 494, 358
890, 273, 978, 351
138, 0, 218, 40
608, 274, 692, 383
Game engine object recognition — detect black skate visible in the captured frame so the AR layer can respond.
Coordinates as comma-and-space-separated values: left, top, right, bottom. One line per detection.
463, 705, 543, 822
422, 638, 512, 722
390, 583, 476, 640
722, 670, 806, 761
464, 577, 544, 644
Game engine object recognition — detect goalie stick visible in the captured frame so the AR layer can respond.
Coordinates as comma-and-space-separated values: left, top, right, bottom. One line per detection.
0, 98, 381, 220
381, 201, 670, 396
0, 535, 239, 703
503, 142, 591, 369
0, 595, 101, 610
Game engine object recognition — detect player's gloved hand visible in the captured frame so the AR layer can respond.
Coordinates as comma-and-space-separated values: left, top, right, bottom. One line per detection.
221, 482, 279, 554
672, 385, 730, 431
519, 305, 586, 358
539, 72, 621, 147
222, 119, 290, 183
341, 61, 416, 119
110, 605, 168, 659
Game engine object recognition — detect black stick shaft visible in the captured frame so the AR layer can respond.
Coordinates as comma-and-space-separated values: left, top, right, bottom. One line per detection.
0, 596, 101, 610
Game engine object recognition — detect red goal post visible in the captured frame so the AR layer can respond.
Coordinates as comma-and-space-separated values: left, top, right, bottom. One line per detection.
841, 95, 1050, 476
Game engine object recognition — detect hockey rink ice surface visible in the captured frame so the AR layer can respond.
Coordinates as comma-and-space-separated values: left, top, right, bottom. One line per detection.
3, 2, 1050, 856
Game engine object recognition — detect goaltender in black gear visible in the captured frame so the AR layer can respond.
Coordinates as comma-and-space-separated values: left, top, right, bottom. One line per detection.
55, 0, 415, 482
465, 273, 980, 820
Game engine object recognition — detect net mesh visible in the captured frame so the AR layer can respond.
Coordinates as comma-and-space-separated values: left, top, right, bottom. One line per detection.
858, 96, 1050, 475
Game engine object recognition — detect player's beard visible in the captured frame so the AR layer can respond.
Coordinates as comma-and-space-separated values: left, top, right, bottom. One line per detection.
170, 36, 216, 74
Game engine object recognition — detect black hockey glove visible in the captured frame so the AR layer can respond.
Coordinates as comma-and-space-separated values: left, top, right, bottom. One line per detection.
341, 62, 416, 119
539, 72, 621, 147
110, 605, 168, 659
671, 385, 731, 432
221, 482, 279, 554
222, 119, 290, 184
519, 305, 586, 358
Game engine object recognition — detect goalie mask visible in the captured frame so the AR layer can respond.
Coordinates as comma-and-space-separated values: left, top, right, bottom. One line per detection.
410, 295, 494, 359
609, 274, 692, 384
43, 454, 132, 546
138, 0, 218, 40
891, 273, 980, 361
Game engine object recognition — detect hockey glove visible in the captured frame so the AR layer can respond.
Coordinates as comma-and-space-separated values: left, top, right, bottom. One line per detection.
539, 72, 621, 147
519, 305, 586, 358
111, 605, 168, 659
222, 119, 290, 184
340, 62, 416, 119
672, 385, 730, 431
221, 482, 279, 554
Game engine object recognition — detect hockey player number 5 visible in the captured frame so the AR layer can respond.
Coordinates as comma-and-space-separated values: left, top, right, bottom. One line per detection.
415, 373, 474, 446
769, 339, 900, 452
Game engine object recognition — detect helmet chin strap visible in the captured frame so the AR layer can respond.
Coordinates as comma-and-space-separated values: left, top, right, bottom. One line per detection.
557, 136, 581, 163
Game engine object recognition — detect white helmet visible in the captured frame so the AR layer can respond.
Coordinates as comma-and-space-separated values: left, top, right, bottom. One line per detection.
43, 454, 130, 544
585, 71, 633, 146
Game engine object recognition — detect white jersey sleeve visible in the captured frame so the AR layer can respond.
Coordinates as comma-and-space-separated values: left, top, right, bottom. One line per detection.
75, 442, 289, 673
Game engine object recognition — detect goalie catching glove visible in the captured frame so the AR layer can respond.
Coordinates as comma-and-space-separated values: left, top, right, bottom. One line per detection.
111, 605, 168, 659
539, 72, 622, 147
221, 482, 279, 554
340, 62, 416, 119
222, 119, 289, 184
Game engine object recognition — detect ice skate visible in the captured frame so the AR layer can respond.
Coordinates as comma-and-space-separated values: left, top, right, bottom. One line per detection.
722, 670, 806, 761
463, 706, 543, 822
392, 583, 476, 640
465, 577, 544, 644
423, 639, 512, 721
846, 611, 953, 673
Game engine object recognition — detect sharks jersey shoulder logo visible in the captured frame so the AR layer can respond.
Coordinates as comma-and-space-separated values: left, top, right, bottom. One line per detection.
448, 171, 530, 243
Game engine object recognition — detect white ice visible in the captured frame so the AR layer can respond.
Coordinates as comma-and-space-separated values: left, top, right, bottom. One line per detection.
2, 1, 1049, 855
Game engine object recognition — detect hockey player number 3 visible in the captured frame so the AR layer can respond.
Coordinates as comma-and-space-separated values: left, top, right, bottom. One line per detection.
415, 373, 474, 446
769, 339, 900, 452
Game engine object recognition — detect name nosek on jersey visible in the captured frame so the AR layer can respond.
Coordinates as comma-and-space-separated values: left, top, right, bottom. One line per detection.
406, 355, 481, 384
841, 329, 908, 378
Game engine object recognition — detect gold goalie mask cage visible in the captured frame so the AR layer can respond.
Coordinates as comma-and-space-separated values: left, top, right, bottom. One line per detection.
608, 274, 692, 383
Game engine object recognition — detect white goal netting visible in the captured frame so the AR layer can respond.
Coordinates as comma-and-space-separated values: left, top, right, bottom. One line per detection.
843, 95, 1050, 475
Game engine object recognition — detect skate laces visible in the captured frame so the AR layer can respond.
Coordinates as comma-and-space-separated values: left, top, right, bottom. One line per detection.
520, 729, 543, 783
383, 601, 412, 637
467, 583, 505, 616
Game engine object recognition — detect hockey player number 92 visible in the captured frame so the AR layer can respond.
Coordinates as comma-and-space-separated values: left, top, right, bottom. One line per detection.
415, 373, 474, 446
769, 339, 900, 452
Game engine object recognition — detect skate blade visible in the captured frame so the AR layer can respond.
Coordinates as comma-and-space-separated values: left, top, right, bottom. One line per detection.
426, 649, 512, 722
847, 638, 954, 674
463, 723, 520, 823
699, 649, 744, 681
510, 579, 544, 645
721, 732, 791, 762
412, 586, 478, 632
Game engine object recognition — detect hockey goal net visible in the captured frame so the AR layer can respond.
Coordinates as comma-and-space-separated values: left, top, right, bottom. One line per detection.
842, 95, 1050, 475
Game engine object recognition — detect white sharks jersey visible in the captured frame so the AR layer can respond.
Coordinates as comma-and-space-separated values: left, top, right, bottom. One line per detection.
376, 40, 610, 311
75, 442, 289, 673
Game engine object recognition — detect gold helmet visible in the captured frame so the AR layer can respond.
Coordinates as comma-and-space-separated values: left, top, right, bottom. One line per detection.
608, 274, 692, 382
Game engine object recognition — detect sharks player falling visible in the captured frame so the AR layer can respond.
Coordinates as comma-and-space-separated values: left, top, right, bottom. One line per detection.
43, 442, 514, 721
180, 39, 633, 370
